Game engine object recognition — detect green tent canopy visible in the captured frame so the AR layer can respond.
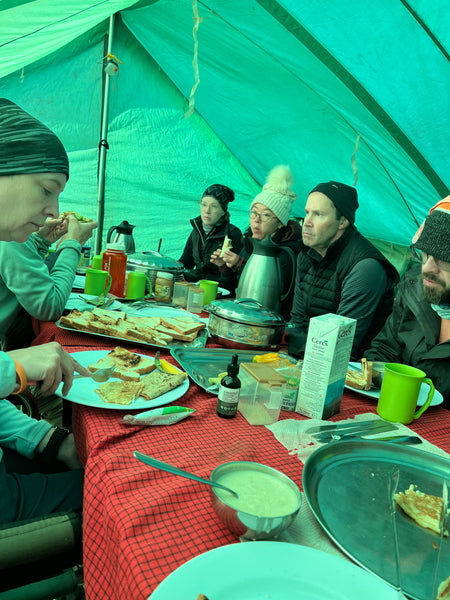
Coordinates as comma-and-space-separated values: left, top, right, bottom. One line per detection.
0, 0, 448, 263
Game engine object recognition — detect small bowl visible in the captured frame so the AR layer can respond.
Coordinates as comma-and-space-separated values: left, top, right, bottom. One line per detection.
210, 461, 301, 540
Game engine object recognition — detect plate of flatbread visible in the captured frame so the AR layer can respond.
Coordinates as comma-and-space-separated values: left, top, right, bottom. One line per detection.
57, 349, 189, 410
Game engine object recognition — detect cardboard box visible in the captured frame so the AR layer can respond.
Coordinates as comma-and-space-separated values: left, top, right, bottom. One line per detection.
277, 366, 303, 411
295, 314, 356, 419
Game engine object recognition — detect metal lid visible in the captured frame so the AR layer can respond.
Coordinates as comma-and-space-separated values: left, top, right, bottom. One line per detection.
207, 298, 285, 326
127, 251, 184, 273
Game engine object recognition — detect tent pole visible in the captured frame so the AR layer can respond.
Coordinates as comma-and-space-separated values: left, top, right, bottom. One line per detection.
95, 14, 115, 255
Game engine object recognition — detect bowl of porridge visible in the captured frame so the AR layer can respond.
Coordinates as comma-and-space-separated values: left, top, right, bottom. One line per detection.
210, 461, 301, 540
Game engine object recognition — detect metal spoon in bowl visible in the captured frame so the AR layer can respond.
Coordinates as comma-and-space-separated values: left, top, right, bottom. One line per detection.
134, 451, 239, 498
73, 365, 116, 383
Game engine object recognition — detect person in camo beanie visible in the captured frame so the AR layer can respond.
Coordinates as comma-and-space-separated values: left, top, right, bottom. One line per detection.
0, 98, 69, 179
365, 195, 450, 410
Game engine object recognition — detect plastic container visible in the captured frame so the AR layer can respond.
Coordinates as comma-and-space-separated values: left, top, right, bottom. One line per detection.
101, 243, 127, 297
187, 287, 204, 313
154, 271, 173, 302
77, 245, 91, 274
237, 363, 285, 425
172, 281, 191, 307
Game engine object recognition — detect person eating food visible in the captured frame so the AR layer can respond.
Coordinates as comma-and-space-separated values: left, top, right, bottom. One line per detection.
179, 184, 243, 293
0, 97, 89, 523
210, 165, 301, 319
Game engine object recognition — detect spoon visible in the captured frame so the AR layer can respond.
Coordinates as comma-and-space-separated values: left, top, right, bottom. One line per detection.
133, 451, 239, 498
74, 365, 116, 382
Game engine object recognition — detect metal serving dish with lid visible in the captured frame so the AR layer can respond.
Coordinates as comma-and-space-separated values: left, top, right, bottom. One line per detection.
126, 251, 184, 290
205, 298, 285, 350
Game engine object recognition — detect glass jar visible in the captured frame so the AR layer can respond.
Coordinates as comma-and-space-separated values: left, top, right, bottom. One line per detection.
154, 271, 174, 302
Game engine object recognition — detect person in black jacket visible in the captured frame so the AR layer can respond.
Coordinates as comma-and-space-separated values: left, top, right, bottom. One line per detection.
211, 165, 301, 319
287, 181, 399, 359
179, 184, 243, 293
365, 198, 450, 408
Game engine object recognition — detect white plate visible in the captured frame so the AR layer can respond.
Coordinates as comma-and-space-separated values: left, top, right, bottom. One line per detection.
57, 350, 189, 410
148, 542, 400, 599
346, 361, 443, 407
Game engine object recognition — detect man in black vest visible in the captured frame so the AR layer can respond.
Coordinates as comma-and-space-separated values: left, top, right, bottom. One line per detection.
287, 181, 399, 359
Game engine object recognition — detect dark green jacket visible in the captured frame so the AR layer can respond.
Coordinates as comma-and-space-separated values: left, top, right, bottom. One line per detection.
365, 264, 450, 409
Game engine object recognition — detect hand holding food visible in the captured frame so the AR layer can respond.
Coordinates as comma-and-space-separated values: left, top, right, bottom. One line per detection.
37, 217, 69, 243
8, 342, 90, 396
59, 212, 98, 247
345, 358, 373, 390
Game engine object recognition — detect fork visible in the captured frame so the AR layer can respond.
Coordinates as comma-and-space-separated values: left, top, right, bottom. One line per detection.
73, 365, 116, 382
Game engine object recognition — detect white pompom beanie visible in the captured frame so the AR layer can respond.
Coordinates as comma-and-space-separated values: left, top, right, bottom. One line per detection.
250, 165, 296, 225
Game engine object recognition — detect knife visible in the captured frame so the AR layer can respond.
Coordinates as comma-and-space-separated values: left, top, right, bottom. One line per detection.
305, 419, 397, 435
431, 481, 448, 600
340, 435, 422, 445
312, 421, 398, 441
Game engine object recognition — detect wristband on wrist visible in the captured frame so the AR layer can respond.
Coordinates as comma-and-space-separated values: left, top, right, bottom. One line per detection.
40, 427, 70, 466
12, 358, 28, 394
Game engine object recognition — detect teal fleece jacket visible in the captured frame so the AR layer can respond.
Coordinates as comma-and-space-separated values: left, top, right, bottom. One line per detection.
0, 352, 51, 461
0, 233, 81, 343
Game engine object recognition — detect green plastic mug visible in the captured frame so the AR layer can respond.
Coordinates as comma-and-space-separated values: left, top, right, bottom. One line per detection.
125, 271, 152, 299
198, 279, 219, 306
377, 363, 434, 424
84, 269, 112, 296
91, 254, 103, 270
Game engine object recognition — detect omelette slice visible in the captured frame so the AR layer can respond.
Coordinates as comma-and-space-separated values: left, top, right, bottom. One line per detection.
95, 381, 144, 405
394, 484, 448, 535
139, 370, 187, 401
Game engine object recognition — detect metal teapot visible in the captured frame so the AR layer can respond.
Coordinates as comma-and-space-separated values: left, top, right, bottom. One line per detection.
236, 235, 296, 313
107, 220, 136, 254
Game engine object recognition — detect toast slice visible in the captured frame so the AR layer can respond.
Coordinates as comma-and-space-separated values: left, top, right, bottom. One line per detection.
95, 380, 144, 405
88, 347, 155, 382
160, 317, 206, 336
156, 324, 197, 343
437, 576, 450, 600
345, 358, 372, 391
140, 370, 187, 400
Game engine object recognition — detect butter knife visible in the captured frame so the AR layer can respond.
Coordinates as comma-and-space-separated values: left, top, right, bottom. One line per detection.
312, 421, 398, 442
431, 481, 448, 600
305, 419, 397, 435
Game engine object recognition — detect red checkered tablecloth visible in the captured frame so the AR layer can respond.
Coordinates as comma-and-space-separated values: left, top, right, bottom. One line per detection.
34, 321, 450, 600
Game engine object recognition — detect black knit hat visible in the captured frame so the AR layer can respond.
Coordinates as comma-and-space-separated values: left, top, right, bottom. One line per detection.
309, 181, 359, 224
0, 98, 69, 179
202, 184, 235, 211
413, 201, 450, 263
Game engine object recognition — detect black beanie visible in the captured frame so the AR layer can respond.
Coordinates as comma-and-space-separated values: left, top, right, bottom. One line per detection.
202, 184, 235, 211
0, 98, 69, 179
309, 181, 359, 224
413, 203, 450, 263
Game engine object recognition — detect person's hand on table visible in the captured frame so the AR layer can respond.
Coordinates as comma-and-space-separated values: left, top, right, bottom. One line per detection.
8, 342, 91, 396
37, 216, 68, 244
57, 214, 98, 247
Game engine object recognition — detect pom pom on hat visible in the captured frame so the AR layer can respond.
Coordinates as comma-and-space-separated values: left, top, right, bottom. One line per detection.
202, 184, 235, 211
251, 165, 296, 225
412, 197, 450, 263
0, 98, 69, 179
309, 181, 358, 224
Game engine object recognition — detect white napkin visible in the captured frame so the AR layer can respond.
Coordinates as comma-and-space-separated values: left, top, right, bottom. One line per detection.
266, 413, 447, 464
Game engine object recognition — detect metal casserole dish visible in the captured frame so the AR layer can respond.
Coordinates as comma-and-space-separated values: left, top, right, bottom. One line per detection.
206, 298, 285, 350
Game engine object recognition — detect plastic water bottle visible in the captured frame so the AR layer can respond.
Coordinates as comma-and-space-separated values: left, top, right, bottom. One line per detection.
101, 243, 127, 297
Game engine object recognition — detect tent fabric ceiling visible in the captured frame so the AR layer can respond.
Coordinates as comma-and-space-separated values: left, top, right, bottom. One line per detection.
0, 0, 449, 257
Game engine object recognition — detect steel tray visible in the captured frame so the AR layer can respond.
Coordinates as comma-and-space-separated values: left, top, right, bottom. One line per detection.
56, 320, 207, 351
302, 440, 450, 599
170, 347, 283, 392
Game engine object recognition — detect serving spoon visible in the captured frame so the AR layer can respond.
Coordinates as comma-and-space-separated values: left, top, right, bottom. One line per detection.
73, 365, 116, 382
134, 451, 239, 498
